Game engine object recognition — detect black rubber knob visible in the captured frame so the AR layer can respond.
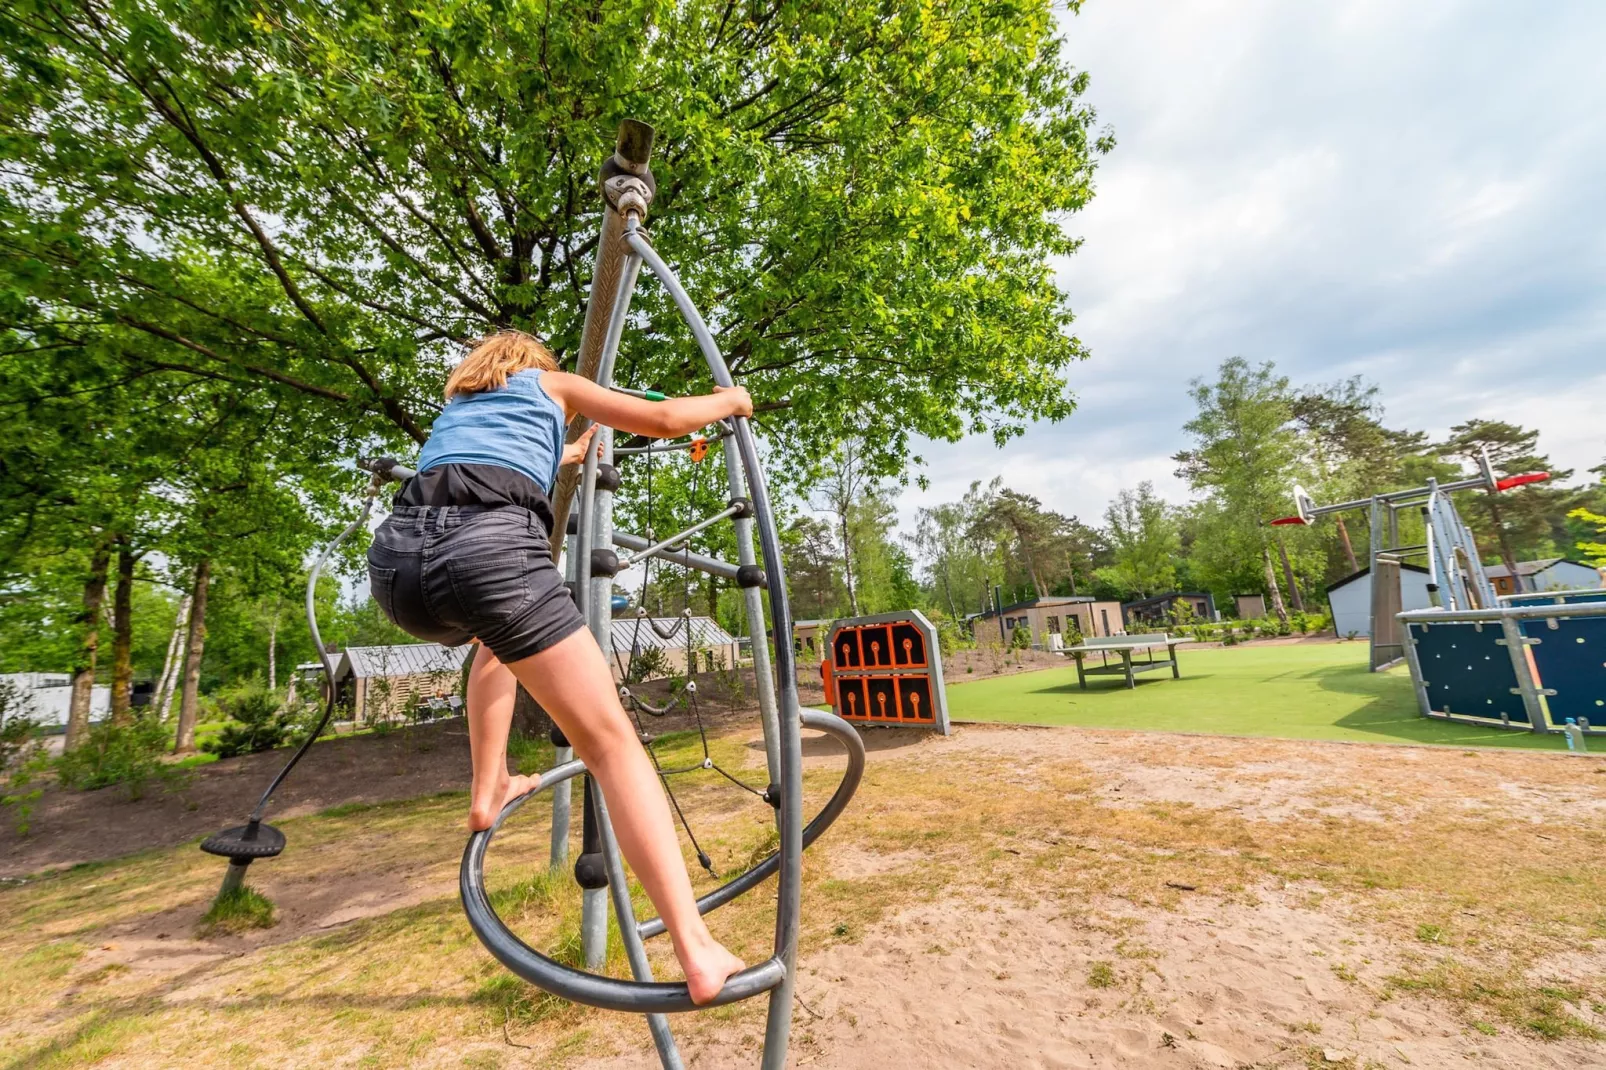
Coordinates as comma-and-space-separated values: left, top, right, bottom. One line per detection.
596, 464, 621, 493
574, 852, 610, 891
549, 725, 570, 748
728, 497, 754, 519
736, 564, 766, 589
590, 548, 620, 578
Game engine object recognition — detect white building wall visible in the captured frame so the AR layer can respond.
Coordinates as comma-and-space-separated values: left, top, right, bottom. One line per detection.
1326, 570, 1436, 638
1, 674, 111, 728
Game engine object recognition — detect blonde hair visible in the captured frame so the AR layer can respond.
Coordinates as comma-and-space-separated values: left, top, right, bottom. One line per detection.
444, 330, 558, 399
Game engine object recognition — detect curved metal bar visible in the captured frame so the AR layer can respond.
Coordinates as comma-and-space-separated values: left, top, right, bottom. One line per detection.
247, 488, 377, 823
460, 760, 787, 1013
637, 709, 865, 940
625, 221, 821, 1067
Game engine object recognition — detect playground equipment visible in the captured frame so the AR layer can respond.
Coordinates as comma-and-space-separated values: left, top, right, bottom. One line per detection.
202, 122, 865, 1069
821, 610, 950, 733
1399, 598, 1606, 737
1272, 447, 1549, 670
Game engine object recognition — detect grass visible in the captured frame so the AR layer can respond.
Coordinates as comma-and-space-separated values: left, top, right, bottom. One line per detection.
947, 642, 1575, 750
199, 884, 277, 935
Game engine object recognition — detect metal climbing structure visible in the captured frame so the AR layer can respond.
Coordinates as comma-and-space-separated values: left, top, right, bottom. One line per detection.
1273, 447, 1549, 671
200, 120, 865, 1070
455, 121, 864, 1069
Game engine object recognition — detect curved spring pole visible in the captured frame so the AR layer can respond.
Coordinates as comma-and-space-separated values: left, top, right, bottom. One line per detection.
624, 221, 808, 1070
246, 480, 380, 824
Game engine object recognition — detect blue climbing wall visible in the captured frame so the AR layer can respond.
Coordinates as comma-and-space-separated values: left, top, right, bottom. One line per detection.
1408, 620, 1530, 724
1528, 615, 1606, 727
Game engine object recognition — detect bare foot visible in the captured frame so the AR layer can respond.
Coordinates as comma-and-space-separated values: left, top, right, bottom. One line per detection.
679, 938, 746, 1005
468, 773, 540, 832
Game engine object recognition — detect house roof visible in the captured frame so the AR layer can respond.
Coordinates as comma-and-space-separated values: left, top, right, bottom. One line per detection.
1483, 557, 1583, 579
977, 595, 1095, 617
333, 643, 469, 681
612, 615, 737, 654
1324, 563, 1430, 595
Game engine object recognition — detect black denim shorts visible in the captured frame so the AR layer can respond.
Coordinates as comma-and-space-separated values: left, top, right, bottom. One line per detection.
367, 505, 586, 664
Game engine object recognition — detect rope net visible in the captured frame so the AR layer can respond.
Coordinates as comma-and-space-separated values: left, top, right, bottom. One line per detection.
612, 420, 767, 878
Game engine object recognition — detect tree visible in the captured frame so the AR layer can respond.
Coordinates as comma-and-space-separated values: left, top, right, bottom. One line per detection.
782, 517, 845, 621
1436, 420, 1575, 587
1174, 358, 1304, 623
812, 442, 875, 615
1096, 483, 1179, 598
1, 0, 1110, 476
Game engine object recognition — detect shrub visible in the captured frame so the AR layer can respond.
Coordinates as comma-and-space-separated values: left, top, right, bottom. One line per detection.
1, 683, 46, 834
625, 646, 671, 683
56, 717, 181, 800
204, 683, 296, 760
1008, 623, 1032, 650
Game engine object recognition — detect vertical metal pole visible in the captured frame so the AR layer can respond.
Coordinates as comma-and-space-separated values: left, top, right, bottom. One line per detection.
724, 446, 782, 786
576, 433, 610, 969
1368, 498, 1384, 669
1498, 616, 1549, 733
550, 506, 578, 870
1399, 617, 1434, 719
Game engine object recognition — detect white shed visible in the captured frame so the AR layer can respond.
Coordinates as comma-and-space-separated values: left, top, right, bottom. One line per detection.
1, 672, 110, 729
1325, 564, 1436, 638
1486, 558, 1604, 595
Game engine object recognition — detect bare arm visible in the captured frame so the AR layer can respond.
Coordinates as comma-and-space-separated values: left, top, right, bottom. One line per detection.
541, 371, 752, 439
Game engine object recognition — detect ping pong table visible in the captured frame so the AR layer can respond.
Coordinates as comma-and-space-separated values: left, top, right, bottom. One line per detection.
1065, 633, 1194, 690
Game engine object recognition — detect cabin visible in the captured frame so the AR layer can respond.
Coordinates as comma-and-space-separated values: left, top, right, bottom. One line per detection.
1324, 564, 1435, 638
1121, 592, 1218, 627
330, 643, 468, 724
1485, 558, 1604, 597
972, 596, 1125, 649
1232, 594, 1267, 619
611, 616, 741, 679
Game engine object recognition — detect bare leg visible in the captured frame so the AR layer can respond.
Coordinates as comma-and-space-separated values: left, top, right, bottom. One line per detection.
505, 627, 744, 1004
466, 643, 539, 832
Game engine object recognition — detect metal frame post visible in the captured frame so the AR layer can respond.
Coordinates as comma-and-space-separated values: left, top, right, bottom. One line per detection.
550, 506, 578, 870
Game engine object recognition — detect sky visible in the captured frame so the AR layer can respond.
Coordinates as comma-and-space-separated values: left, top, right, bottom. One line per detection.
891, 0, 1606, 536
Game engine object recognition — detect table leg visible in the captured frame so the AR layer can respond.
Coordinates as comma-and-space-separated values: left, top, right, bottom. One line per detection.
1170, 643, 1181, 679
1075, 655, 1087, 690
1123, 652, 1135, 689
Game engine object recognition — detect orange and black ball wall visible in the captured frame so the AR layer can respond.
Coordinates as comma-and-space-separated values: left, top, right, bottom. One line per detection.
819, 610, 950, 734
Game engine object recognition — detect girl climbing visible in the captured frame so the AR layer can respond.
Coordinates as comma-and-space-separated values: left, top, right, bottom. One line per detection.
367, 330, 752, 1005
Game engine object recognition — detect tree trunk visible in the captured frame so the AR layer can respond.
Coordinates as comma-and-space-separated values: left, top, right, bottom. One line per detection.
1274, 534, 1305, 612
155, 594, 191, 718
267, 601, 280, 693
65, 542, 112, 751
110, 539, 136, 725
1262, 545, 1289, 624
840, 511, 858, 615
1484, 491, 1524, 593
1333, 515, 1360, 573
174, 559, 211, 755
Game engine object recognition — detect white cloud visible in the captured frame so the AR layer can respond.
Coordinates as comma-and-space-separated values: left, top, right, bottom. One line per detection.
895, 0, 1606, 537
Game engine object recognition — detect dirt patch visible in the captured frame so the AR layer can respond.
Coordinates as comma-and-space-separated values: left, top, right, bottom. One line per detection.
1, 664, 819, 879
5, 714, 1606, 1068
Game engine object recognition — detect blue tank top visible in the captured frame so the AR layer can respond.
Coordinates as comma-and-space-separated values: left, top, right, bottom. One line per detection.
417, 369, 566, 493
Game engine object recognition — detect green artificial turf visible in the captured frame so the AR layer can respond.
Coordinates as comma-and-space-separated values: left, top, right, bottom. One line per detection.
946, 641, 1577, 750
